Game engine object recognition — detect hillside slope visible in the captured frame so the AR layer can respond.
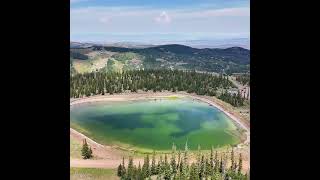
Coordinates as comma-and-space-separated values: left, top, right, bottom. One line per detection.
71, 44, 250, 74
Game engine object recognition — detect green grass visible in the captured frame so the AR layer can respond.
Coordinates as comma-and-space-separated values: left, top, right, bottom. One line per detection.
70, 136, 82, 158
112, 52, 138, 62
70, 168, 118, 180
73, 57, 108, 74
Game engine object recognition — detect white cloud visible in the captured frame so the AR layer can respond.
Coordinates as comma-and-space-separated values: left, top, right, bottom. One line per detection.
71, 6, 249, 38
154, 11, 171, 24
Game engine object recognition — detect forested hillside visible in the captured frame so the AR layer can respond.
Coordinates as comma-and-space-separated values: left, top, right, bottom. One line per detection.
70, 44, 250, 74
70, 69, 246, 107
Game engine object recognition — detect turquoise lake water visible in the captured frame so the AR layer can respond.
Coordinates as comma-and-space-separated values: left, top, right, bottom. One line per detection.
70, 98, 241, 150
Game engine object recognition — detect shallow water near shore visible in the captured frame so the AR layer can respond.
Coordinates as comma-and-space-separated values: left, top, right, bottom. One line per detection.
70, 97, 242, 150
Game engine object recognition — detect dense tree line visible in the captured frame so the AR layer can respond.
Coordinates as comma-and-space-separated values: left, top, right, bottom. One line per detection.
70, 51, 89, 60
235, 75, 250, 86
70, 69, 245, 107
117, 143, 248, 180
218, 90, 245, 107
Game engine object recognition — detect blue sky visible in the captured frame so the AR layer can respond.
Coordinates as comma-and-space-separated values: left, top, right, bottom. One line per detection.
71, 0, 250, 43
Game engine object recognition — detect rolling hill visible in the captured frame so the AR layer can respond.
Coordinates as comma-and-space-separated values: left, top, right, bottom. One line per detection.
70, 44, 250, 74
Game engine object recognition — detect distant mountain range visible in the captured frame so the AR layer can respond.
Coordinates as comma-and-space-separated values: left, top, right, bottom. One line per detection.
70, 43, 250, 74
71, 38, 250, 49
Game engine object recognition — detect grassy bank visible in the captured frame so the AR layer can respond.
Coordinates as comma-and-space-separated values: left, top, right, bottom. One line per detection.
70, 136, 82, 158
70, 168, 117, 180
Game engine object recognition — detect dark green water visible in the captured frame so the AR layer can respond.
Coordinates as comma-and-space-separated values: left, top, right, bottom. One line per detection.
70, 98, 241, 150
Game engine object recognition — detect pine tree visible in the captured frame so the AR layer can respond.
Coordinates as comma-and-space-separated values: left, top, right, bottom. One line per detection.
214, 151, 219, 172
210, 146, 214, 171
122, 157, 126, 177
157, 155, 163, 175
199, 155, 205, 179
81, 139, 92, 159
205, 157, 212, 178
117, 163, 123, 177
238, 153, 243, 174
127, 156, 134, 179
164, 154, 169, 168
173, 172, 180, 180
151, 150, 157, 175
142, 155, 150, 178
164, 165, 171, 180
184, 141, 189, 165
219, 154, 224, 174
133, 165, 138, 180
171, 143, 177, 174
177, 150, 181, 172
212, 170, 223, 180
197, 145, 201, 168
189, 163, 199, 180
88, 147, 93, 158
181, 141, 189, 179
231, 148, 236, 172
137, 162, 142, 180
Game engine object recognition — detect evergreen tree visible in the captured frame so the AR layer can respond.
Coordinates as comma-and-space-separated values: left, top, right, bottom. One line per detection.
127, 156, 134, 179
184, 141, 189, 165
173, 172, 178, 180
151, 150, 157, 175
164, 165, 171, 180
177, 150, 181, 172
189, 163, 199, 180
199, 155, 205, 179
88, 147, 93, 158
210, 146, 214, 171
142, 155, 150, 178
238, 153, 243, 174
231, 148, 235, 172
171, 143, 177, 174
214, 151, 219, 172
137, 162, 143, 180
81, 139, 92, 159
219, 154, 224, 174
70, 70, 240, 106
117, 163, 123, 177
212, 170, 223, 180
117, 148, 248, 180
164, 154, 169, 170
157, 155, 163, 175
197, 145, 201, 167
205, 157, 212, 178
181, 141, 189, 179
122, 157, 127, 177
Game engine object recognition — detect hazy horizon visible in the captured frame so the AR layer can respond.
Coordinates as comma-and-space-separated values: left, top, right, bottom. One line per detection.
71, 37, 250, 49
71, 0, 250, 46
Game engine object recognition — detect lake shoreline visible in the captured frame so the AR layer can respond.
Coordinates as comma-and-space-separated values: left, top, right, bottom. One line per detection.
70, 92, 250, 171
70, 91, 250, 146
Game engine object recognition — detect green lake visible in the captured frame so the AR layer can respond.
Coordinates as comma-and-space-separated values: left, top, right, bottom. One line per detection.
70, 97, 242, 151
